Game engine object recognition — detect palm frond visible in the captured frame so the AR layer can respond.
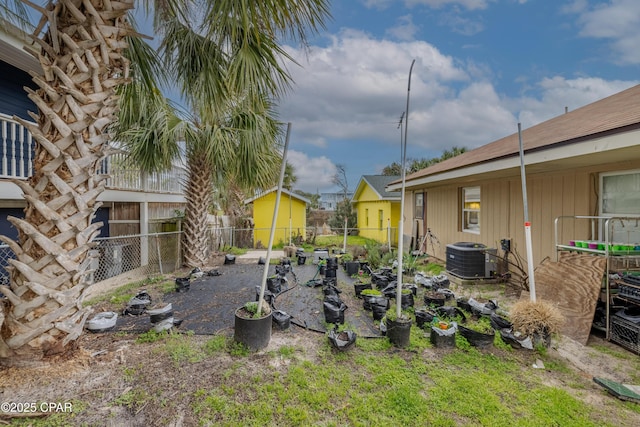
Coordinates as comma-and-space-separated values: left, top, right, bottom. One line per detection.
204, 0, 331, 45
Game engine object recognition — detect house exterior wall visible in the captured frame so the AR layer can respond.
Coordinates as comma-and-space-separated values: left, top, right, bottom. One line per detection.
353, 184, 399, 244
413, 159, 639, 268
0, 61, 36, 121
252, 192, 307, 247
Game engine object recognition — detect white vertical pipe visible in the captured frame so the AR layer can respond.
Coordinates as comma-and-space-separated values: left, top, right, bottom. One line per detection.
518, 123, 536, 302
257, 123, 292, 316
343, 216, 348, 253
397, 59, 415, 318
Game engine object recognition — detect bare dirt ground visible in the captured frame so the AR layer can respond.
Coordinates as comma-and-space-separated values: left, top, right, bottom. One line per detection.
1, 256, 639, 426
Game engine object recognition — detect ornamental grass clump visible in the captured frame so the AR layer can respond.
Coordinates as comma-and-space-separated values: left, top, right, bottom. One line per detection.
509, 299, 564, 337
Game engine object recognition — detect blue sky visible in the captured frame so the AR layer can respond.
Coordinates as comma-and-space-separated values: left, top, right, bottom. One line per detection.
274, 0, 639, 193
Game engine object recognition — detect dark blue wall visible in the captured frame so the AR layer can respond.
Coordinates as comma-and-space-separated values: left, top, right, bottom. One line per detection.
0, 207, 110, 240
0, 208, 23, 241
0, 61, 37, 120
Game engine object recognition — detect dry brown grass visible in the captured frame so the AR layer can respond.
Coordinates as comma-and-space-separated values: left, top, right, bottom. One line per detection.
510, 299, 564, 336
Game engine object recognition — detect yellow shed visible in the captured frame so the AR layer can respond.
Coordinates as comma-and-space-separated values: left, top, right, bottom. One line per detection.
245, 187, 309, 248
352, 175, 401, 245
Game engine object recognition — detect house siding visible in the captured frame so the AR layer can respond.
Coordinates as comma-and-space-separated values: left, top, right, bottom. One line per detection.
0, 61, 36, 121
353, 183, 399, 244
252, 192, 307, 247
419, 160, 638, 267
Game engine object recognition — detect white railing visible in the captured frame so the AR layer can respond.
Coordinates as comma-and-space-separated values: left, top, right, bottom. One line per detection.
0, 114, 186, 194
0, 113, 32, 180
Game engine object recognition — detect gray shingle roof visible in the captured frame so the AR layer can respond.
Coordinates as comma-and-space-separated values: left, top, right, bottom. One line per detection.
359, 175, 401, 200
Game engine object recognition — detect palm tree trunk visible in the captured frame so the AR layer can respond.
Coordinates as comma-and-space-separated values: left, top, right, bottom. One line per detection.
0, 1, 132, 363
182, 153, 214, 268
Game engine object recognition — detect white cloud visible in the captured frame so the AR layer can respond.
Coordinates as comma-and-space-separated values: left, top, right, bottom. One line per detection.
569, 0, 640, 64
278, 27, 637, 187
405, 0, 493, 11
287, 150, 337, 193
281, 30, 470, 148
386, 15, 420, 41
362, 0, 494, 11
512, 76, 638, 127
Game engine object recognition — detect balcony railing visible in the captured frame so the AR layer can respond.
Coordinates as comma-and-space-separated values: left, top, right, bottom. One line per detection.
0, 113, 33, 180
0, 113, 186, 194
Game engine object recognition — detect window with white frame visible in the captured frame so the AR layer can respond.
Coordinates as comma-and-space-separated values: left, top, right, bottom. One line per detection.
462, 186, 480, 233
415, 192, 424, 220
600, 170, 640, 242
601, 170, 640, 216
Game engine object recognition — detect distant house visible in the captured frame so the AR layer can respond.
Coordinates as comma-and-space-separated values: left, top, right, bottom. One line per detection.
351, 175, 401, 245
245, 188, 309, 247
319, 192, 354, 210
387, 84, 640, 268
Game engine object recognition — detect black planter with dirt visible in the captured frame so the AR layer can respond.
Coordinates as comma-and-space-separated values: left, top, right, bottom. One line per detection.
458, 325, 495, 347
234, 305, 272, 351
424, 291, 445, 307
354, 282, 372, 298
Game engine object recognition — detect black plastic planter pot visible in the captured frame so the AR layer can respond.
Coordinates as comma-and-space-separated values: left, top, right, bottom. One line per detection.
297, 255, 307, 265
267, 277, 282, 294
353, 282, 372, 298
175, 277, 190, 293
234, 307, 272, 351
489, 313, 512, 330
401, 292, 415, 310
362, 293, 381, 311
324, 297, 347, 324
424, 292, 445, 307
345, 261, 360, 276
458, 325, 495, 347
430, 325, 456, 348
371, 297, 389, 321
328, 329, 357, 351
415, 309, 436, 329
386, 318, 412, 348
272, 310, 291, 330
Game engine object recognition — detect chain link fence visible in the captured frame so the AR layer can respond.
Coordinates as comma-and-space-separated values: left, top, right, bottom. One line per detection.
0, 244, 14, 286
92, 232, 182, 282
0, 225, 403, 288
0, 232, 184, 288
205, 226, 399, 250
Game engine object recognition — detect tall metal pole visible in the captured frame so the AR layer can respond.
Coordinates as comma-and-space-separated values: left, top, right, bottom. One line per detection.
397, 59, 415, 318
257, 122, 292, 315
518, 123, 536, 302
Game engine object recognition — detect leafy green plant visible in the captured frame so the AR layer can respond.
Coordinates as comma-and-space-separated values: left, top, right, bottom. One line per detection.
463, 316, 493, 333
222, 245, 247, 255
385, 309, 412, 322
361, 289, 382, 297
136, 329, 170, 344
203, 335, 228, 355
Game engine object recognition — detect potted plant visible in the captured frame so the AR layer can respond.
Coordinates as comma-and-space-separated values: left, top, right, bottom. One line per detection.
385, 309, 412, 348
353, 279, 372, 299
234, 300, 272, 351
318, 258, 327, 276
361, 288, 382, 311
458, 316, 495, 348
342, 253, 361, 276
509, 300, 564, 348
